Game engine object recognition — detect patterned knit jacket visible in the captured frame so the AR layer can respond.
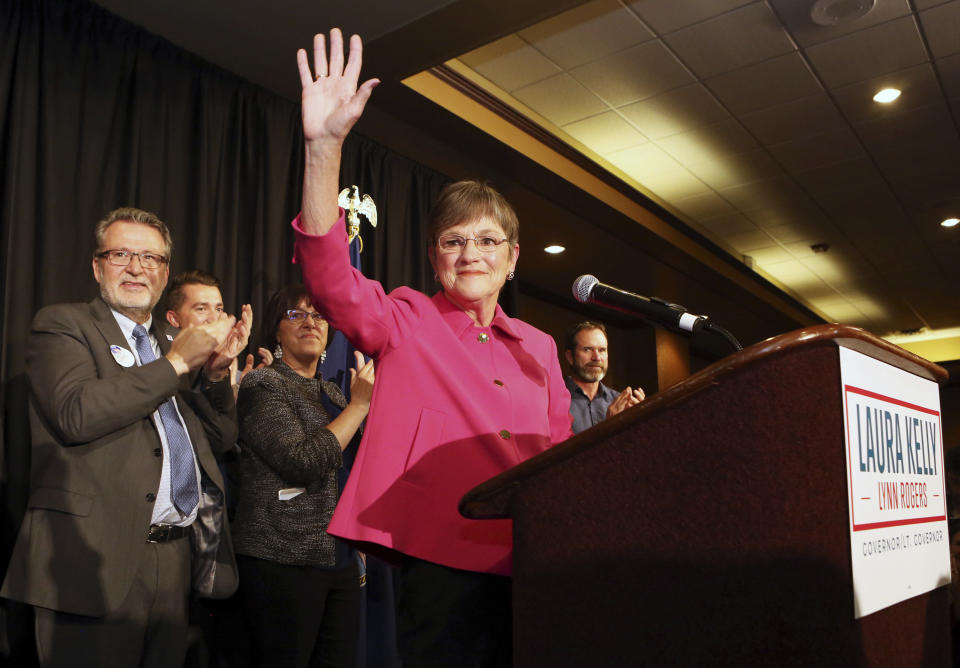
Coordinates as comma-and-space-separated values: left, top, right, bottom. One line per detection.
232, 360, 347, 567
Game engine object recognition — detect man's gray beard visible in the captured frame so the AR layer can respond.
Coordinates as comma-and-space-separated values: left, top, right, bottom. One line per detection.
100, 285, 157, 321
574, 365, 606, 383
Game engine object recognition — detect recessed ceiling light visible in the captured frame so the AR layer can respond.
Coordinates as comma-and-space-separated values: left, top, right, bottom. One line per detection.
873, 88, 901, 103
544, 245, 565, 254
942, 218, 959, 228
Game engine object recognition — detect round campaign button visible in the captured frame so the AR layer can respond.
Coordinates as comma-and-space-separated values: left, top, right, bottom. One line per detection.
110, 345, 136, 368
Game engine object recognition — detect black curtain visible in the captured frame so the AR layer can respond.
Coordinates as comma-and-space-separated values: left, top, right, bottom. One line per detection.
0, 0, 452, 662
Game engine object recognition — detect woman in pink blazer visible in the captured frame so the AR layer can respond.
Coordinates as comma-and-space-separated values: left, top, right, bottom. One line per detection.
291, 29, 574, 666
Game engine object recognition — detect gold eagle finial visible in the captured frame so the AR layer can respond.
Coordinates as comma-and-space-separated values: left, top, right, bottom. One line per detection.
338, 186, 378, 253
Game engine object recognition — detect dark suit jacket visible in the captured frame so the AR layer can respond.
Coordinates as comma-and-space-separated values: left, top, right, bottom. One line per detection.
0, 297, 239, 616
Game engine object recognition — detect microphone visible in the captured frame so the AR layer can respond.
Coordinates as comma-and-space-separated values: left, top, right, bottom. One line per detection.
572, 275, 706, 334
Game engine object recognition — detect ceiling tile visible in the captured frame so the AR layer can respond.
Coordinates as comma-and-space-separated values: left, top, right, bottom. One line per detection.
801, 253, 874, 283
743, 202, 829, 229
663, 3, 796, 80
767, 126, 866, 173
929, 240, 960, 277
805, 16, 929, 88
726, 229, 778, 252
748, 245, 794, 264
781, 240, 822, 259
852, 101, 959, 152
791, 157, 888, 197
739, 94, 847, 146
813, 185, 905, 223
920, 2, 960, 58
655, 118, 761, 164
518, 0, 654, 70
937, 53, 960, 98
511, 73, 608, 126
830, 62, 942, 122
764, 222, 832, 244
920, 222, 960, 247
671, 191, 739, 219
762, 259, 821, 285
872, 137, 960, 180
811, 299, 871, 326
881, 271, 945, 294
790, 279, 851, 302
706, 52, 823, 115
458, 36, 562, 92
850, 232, 929, 269
698, 212, 762, 237
606, 142, 683, 177
845, 299, 894, 326
769, 0, 912, 48
562, 111, 649, 154
625, 0, 754, 35
898, 287, 957, 329
684, 149, 785, 190
570, 40, 693, 106
719, 177, 817, 212
914, 0, 953, 9
617, 84, 732, 139
637, 167, 712, 199
884, 166, 960, 211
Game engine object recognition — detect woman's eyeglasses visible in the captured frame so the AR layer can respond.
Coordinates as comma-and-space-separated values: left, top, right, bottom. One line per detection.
436, 234, 509, 254
284, 309, 326, 323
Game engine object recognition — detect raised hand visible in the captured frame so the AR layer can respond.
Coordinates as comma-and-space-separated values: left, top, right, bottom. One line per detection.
297, 29, 379, 146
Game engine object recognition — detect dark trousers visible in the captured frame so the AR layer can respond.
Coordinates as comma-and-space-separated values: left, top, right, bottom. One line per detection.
237, 554, 361, 668
395, 556, 512, 668
34, 537, 192, 668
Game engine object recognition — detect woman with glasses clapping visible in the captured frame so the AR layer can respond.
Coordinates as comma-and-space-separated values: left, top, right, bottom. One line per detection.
288, 29, 574, 667
232, 283, 374, 668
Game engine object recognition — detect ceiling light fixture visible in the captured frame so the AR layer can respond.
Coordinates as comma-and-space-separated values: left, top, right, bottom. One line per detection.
810, 0, 876, 26
873, 88, 901, 103
942, 218, 959, 228
544, 245, 565, 254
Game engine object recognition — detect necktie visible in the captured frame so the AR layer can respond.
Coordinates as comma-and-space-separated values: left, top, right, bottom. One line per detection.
132, 325, 199, 515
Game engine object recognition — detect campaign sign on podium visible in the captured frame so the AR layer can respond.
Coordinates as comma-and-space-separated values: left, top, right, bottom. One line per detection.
840, 346, 950, 618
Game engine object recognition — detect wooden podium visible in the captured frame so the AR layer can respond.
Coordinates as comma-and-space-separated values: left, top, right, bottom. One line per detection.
461, 325, 951, 667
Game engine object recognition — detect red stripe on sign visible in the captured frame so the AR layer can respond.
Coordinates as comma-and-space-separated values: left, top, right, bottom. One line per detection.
853, 515, 946, 531
844, 385, 940, 416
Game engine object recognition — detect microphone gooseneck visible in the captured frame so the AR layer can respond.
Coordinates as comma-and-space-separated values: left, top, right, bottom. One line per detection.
571, 274, 742, 351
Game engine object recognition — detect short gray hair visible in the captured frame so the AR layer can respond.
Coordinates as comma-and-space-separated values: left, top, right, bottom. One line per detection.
94, 207, 173, 260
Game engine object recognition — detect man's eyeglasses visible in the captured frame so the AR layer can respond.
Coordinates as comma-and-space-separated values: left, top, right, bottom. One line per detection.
285, 309, 326, 323
97, 249, 168, 270
436, 234, 509, 254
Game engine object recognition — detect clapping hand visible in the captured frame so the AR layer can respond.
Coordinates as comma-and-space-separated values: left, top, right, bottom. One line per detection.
606, 386, 645, 418
166, 315, 236, 377
239, 347, 274, 379
203, 304, 253, 382
348, 350, 375, 411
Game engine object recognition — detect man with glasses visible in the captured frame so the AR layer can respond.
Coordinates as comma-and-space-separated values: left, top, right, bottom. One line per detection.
2, 207, 250, 668
564, 321, 645, 434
